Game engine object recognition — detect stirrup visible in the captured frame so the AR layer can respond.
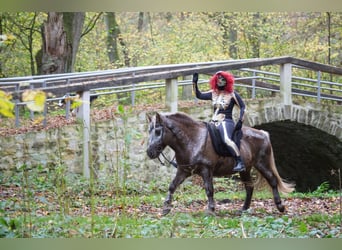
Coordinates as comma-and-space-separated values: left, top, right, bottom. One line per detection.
170, 160, 178, 168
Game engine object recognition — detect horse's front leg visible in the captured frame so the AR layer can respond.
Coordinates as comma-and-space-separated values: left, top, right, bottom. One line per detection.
163, 170, 189, 216
200, 168, 215, 215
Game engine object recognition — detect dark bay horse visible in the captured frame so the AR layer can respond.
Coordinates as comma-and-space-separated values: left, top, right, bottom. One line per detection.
146, 112, 294, 215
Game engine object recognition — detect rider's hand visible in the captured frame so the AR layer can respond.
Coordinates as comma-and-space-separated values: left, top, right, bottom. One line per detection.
235, 119, 243, 131
192, 73, 198, 84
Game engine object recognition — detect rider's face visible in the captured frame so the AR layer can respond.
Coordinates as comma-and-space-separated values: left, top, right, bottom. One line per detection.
217, 75, 227, 88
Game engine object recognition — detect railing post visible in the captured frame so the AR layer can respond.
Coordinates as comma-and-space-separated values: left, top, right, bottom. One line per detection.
14, 84, 20, 127
252, 70, 256, 99
165, 78, 178, 112
131, 83, 136, 106
182, 75, 193, 100
76, 90, 91, 178
29, 84, 35, 120
41, 81, 48, 127
317, 71, 321, 103
280, 63, 292, 105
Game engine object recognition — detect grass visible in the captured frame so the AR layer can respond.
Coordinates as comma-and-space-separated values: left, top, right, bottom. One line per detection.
0, 165, 341, 238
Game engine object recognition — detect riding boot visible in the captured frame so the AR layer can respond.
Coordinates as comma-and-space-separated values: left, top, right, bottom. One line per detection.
233, 156, 245, 172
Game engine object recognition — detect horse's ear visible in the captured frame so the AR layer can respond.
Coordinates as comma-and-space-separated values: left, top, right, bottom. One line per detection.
155, 112, 163, 124
146, 113, 152, 123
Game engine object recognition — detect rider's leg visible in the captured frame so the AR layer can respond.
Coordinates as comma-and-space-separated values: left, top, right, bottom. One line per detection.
220, 120, 245, 172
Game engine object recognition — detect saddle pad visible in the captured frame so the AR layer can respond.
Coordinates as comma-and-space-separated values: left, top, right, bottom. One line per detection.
206, 122, 241, 157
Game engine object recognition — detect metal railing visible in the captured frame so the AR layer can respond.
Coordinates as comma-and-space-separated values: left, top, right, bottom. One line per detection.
2, 56, 341, 178
1, 56, 341, 128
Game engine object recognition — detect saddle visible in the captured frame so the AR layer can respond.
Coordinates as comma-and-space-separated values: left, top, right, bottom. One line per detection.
206, 122, 242, 157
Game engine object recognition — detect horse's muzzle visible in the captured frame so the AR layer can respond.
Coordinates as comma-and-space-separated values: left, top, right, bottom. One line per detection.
146, 145, 162, 159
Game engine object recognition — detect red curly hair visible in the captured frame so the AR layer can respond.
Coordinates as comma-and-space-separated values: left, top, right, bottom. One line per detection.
209, 71, 234, 93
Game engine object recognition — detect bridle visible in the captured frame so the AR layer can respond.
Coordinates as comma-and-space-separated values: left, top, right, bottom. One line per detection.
150, 121, 177, 168
151, 119, 210, 170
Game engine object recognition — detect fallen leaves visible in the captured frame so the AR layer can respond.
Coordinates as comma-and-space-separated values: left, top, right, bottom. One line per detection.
1, 178, 340, 220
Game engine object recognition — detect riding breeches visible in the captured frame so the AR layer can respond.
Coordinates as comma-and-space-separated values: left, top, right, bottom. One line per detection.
218, 119, 240, 157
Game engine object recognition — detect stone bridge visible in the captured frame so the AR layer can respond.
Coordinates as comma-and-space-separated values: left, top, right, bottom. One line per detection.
1, 57, 341, 191
244, 98, 342, 140
183, 97, 342, 192
234, 98, 342, 192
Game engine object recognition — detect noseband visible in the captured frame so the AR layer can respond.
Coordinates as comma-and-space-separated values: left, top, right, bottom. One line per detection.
149, 117, 209, 170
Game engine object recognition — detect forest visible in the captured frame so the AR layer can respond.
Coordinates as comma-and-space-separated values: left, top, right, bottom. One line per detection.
0, 12, 341, 78
0, 12, 342, 239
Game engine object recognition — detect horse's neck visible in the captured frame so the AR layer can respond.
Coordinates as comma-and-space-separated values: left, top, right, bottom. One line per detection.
168, 122, 207, 164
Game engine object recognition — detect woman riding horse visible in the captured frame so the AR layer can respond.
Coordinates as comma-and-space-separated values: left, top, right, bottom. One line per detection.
193, 71, 246, 172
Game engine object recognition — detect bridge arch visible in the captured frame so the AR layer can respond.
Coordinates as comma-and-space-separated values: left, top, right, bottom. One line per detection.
244, 98, 342, 141
242, 98, 342, 192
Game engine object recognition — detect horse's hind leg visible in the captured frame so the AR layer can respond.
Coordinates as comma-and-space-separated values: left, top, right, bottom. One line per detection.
256, 164, 285, 212
239, 170, 254, 211
162, 170, 190, 216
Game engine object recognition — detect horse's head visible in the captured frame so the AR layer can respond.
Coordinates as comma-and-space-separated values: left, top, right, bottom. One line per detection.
146, 112, 167, 159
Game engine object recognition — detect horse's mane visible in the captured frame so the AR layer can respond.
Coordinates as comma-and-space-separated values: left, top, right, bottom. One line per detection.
163, 112, 202, 141
165, 112, 199, 127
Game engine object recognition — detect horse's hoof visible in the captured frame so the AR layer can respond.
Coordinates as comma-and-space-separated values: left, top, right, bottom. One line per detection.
162, 205, 172, 216
236, 209, 244, 215
162, 209, 171, 216
205, 209, 216, 216
277, 204, 285, 213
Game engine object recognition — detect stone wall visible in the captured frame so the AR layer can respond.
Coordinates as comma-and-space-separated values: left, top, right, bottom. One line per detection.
1, 98, 341, 185
0, 104, 212, 183
244, 98, 342, 141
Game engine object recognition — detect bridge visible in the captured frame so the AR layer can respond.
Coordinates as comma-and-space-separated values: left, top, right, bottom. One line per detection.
1, 56, 341, 191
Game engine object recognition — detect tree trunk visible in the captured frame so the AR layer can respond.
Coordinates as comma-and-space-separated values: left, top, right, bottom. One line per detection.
137, 12, 144, 32
104, 12, 130, 104
0, 14, 3, 77
63, 12, 85, 72
40, 12, 84, 74
104, 12, 119, 65
104, 12, 130, 67
248, 13, 261, 58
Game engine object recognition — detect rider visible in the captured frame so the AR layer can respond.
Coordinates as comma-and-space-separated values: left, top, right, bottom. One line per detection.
193, 71, 246, 172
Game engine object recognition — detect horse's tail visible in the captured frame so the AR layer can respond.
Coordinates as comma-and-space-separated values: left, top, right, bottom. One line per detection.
255, 131, 295, 194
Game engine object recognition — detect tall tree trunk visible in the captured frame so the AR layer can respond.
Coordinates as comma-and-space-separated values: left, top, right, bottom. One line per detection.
327, 12, 331, 65
104, 12, 130, 104
0, 14, 3, 77
209, 13, 238, 58
104, 12, 119, 65
248, 13, 261, 58
28, 12, 38, 75
40, 12, 84, 74
228, 27, 238, 59
63, 12, 85, 72
137, 12, 144, 32
104, 12, 130, 67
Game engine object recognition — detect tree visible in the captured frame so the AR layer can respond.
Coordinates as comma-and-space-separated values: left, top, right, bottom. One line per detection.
4, 13, 41, 75
0, 12, 41, 77
38, 12, 85, 74
104, 12, 130, 67
207, 12, 239, 58
104, 12, 131, 104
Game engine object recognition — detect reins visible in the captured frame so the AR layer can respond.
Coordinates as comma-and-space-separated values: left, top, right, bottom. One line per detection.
158, 152, 177, 168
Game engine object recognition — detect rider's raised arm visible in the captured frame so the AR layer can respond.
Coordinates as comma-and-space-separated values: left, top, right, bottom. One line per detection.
193, 73, 212, 100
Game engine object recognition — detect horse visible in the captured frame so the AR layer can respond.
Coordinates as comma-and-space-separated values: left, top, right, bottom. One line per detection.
146, 111, 295, 216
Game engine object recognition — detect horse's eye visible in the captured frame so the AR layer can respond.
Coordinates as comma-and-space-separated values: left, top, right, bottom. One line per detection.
155, 128, 162, 137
